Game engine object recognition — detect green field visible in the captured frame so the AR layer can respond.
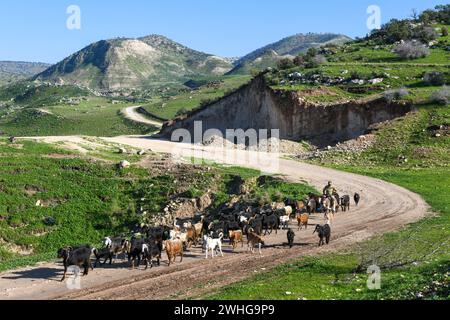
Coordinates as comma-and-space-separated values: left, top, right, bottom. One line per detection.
143, 75, 252, 120
0, 96, 156, 137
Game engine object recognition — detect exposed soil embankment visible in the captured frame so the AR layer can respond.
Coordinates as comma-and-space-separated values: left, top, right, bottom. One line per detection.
159, 76, 412, 147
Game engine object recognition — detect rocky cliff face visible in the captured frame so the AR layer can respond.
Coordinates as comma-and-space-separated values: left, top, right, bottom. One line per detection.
159, 75, 412, 147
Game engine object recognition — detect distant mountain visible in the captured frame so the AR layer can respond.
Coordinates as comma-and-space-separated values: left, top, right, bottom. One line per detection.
33, 33, 351, 90
0, 61, 51, 86
228, 33, 351, 75
34, 35, 234, 91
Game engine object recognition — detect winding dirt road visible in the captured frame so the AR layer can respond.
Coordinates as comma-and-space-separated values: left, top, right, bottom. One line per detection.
121, 106, 163, 128
0, 136, 430, 300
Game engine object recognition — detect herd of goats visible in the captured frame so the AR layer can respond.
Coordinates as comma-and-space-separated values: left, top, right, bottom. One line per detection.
57, 190, 361, 282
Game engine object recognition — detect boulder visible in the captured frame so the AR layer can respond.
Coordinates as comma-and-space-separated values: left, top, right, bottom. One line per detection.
118, 160, 131, 169
43, 217, 56, 226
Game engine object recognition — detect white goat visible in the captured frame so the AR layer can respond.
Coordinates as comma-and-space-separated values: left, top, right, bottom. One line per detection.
205, 233, 224, 259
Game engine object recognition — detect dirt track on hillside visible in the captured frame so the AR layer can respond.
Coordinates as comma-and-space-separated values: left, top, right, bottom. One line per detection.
121, 106, 163, 128
0, 136, 429, 300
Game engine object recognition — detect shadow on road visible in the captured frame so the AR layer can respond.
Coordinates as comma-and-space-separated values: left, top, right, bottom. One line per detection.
1, 267, 62, 282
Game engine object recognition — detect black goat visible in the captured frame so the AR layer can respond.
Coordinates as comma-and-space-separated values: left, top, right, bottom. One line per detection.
57, 245, 93, 282
104, 237, 129, 260
128, 238, 146, 269
313, 224, 331, 247
262, 214, 279, 235
93, 248, 114, 267
142, 240, 162, 270
340, 195, 351, 212
247, 216, 263, 236
354, 193, 361, 206
287, 229, 295, 248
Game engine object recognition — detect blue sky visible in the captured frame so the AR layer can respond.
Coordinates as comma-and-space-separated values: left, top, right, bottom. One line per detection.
0, 0, 445, 63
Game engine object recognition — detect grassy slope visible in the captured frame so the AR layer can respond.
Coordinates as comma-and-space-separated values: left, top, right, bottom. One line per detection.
266, 24, 449, 104
0, 140, 188, 270
142, 75, 252, 120
205, 27, 450, 301
0, 96, 155, 137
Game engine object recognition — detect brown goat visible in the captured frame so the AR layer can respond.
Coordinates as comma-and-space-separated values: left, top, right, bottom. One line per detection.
186, 227, 197, 248
229, 230, 244, 250
247, 228, 265, 255
164, 239, 183, 266
297, 213, 309, 231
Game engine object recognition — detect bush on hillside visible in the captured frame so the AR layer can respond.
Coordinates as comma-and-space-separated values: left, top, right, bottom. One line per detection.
175, 107, 188, 117
293, 55, 307, 67
277, 58, 295, 70
415, 26, 439, 43
423, 72, 445, 86
430, 86, 449, 104
393, 41, 429, 59
368, 6, 448, 44
442, 27, 449, 37
309, 55, 327, 67
419, 5, 450, 24
293, 52, 327, 69
383, 88, 409, 102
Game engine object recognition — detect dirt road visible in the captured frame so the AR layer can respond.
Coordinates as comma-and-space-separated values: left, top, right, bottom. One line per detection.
121, 106, 163, 128
0, 136, 430, 300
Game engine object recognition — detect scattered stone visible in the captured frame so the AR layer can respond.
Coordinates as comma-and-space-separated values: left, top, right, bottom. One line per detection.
118, 160, 131, 169
118, 148, 127, 154
43, 217, 56, 226
137, 150, 146, 156
369, 78, 384, 84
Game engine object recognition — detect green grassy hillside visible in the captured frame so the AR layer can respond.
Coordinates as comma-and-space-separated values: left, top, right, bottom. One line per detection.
142, 75, 251, 120
0, 82, 156, 137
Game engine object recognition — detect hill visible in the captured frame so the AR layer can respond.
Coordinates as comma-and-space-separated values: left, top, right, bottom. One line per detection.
228, 33, 351, 75
0, 61, 50, 86
34, 35, 234, 91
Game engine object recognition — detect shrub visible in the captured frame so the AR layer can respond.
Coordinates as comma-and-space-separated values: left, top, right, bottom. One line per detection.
175, 107, 188, 117
383, 87, 409, 102
430, 86, 449, 104
423, 72, 445, 86
442, 27, 449, 37
293, 54, 307, 67
309, 55, 327, 67
306, 47, 318, 58
277, 58, 295, 70
414, 26, 438, 43
393, 41, 429, 59
350, 71, 366, 80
